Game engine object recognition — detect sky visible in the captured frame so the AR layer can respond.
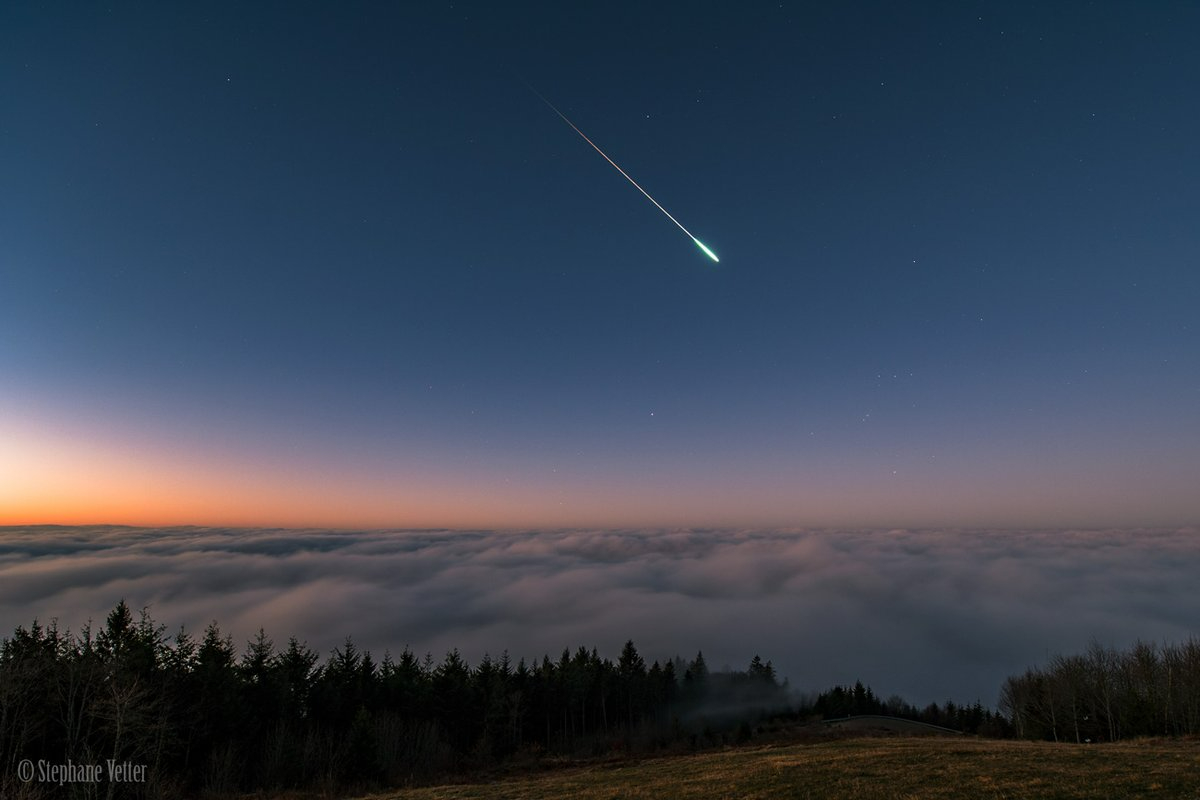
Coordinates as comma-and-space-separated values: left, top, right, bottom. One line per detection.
2, 1, 1197, 529
1, 1, 1198, 707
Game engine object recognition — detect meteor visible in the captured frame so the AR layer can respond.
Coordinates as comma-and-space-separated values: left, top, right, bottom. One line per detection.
530, 88, 720, 263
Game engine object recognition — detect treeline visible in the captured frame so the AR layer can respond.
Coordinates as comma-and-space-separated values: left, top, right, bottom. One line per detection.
0, 602, 791, 798
801, 681, 1010, 737
1000, 638, 1200, 742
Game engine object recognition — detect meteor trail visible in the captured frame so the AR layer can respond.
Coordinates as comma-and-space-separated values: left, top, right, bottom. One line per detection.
530, 88, 719, 263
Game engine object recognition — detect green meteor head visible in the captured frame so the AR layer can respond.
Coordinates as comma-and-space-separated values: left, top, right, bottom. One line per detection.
694, 239, 720, 263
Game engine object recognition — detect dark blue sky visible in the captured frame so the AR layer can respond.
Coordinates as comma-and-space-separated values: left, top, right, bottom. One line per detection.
2, 1, 1197, 527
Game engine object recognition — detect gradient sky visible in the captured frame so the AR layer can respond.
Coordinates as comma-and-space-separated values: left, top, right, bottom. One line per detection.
3, 2, 1198, 528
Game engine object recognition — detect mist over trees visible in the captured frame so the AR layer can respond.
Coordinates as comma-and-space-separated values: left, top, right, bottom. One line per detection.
0, 602, 795, 797
7, 601, 1190, 798
1000, 638, 1200, 742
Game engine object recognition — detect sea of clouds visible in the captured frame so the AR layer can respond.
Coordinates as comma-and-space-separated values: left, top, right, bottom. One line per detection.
1, 526, 1197, 705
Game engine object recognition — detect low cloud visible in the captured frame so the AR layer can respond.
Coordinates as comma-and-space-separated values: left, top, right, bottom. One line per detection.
1, 525, 1197, 705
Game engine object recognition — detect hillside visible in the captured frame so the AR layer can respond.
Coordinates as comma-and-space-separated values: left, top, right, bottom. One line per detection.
821, 714, 963, 736
360, 737, 1200, 800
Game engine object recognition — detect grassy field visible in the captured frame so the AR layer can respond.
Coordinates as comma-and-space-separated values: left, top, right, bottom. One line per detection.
359, 737, 1200, 800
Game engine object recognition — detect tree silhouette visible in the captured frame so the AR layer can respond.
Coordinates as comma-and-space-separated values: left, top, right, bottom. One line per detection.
0, 601, 870, 796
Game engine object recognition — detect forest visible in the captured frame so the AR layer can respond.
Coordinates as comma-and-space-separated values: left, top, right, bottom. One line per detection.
1, 601, 1193, 798
0, 601, 812, 797
999, 638, 1200, 742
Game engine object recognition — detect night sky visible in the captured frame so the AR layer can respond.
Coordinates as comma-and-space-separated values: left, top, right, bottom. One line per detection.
3, 1, 1199, 529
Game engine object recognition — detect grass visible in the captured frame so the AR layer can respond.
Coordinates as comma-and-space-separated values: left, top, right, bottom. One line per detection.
357, 737, 1200, 800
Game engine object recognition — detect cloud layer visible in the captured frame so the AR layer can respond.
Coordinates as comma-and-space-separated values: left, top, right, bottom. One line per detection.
2, 526, 1197, 705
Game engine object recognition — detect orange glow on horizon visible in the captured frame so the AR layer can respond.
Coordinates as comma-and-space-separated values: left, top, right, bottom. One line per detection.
4, 407, 1198, 531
